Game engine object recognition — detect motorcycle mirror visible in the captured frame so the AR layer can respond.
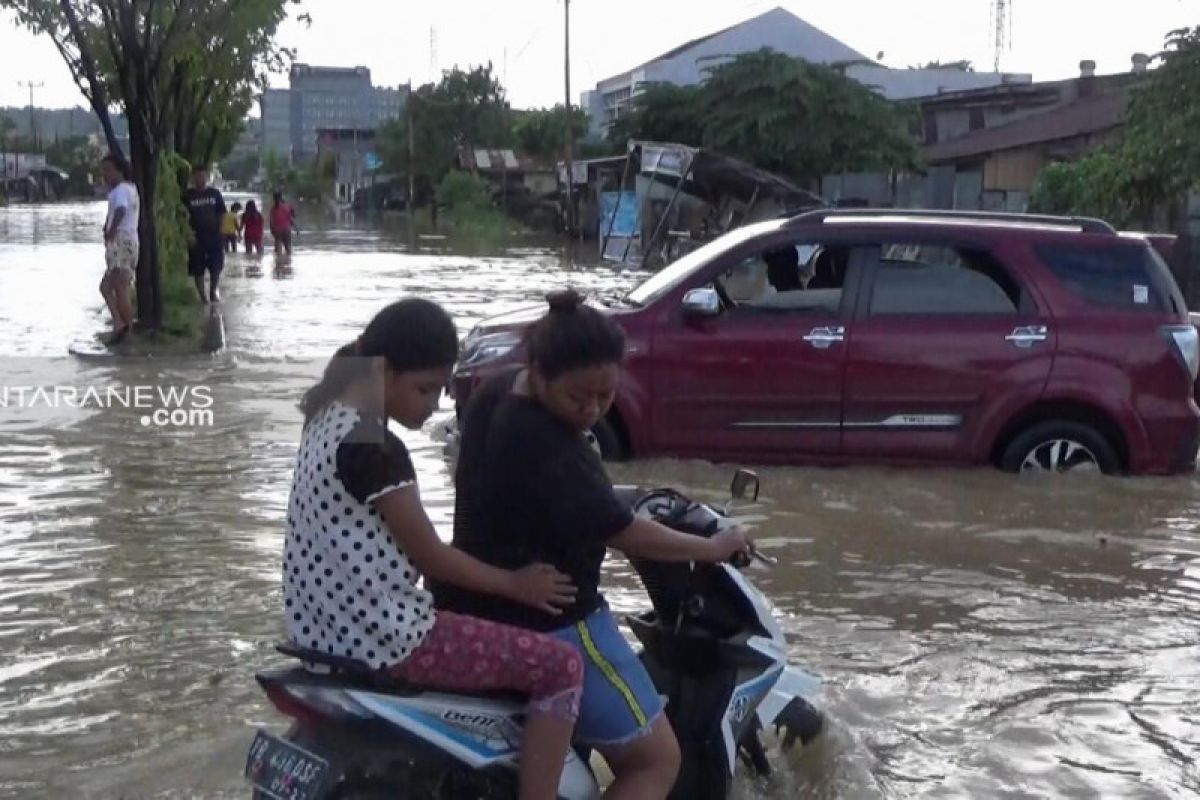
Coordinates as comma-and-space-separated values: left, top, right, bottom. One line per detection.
730, 469, 760, 502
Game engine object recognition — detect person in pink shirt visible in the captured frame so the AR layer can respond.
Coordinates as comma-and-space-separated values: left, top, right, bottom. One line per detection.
269, 191, 296, 256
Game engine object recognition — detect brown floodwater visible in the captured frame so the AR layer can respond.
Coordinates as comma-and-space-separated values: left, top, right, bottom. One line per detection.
0, 201, 1197, 798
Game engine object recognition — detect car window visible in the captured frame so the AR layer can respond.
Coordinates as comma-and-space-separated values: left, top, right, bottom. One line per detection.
715, 242, 844, 315
1035, 242, 1180, 313
625, 221, 783, 307
869, 244, 1021, 315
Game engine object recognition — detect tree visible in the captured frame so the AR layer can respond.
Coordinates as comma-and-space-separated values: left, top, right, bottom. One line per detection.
512, 105, 588, 160
1029, 26, 1200, 227
606, 83, 704, 149
603, 51, 916, 184
2, 0, 295, 330
378, 63, 510, 220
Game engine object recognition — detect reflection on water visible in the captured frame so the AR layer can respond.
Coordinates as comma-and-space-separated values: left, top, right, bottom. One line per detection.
1, 202, 1198, 798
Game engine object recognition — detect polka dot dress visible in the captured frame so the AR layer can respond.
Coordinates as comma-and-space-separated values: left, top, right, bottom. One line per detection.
283, 401, 435, 669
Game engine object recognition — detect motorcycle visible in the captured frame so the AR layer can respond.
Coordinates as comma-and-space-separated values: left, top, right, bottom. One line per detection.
245, 470, 824, 799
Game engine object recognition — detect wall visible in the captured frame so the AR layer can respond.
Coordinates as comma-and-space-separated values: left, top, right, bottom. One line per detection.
650, 8, 865, 88
983, 148, 1045, 193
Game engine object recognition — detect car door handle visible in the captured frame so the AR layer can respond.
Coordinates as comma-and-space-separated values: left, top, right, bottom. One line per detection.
803, 326, 845, 349
1005, 325, 1049, 348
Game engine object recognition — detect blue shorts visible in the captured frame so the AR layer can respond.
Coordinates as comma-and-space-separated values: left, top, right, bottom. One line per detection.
551, 605, 664, 747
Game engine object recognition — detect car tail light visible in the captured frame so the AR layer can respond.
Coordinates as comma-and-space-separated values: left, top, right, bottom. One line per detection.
1163, 325, 1200, 381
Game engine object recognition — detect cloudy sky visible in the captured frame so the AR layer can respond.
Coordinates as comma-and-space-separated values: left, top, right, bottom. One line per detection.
0, 0, 1195, 110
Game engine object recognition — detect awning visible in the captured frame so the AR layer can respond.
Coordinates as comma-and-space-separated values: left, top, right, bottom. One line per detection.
629, 140, 824, 208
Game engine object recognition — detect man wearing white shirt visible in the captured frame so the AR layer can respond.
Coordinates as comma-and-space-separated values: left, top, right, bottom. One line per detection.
100, 153, 139, 345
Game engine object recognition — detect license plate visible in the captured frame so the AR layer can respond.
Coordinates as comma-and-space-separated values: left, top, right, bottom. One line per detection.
244, 730, 332, 800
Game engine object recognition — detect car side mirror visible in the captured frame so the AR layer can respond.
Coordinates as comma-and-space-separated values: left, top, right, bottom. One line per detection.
681, 287, 721, 318
730, 469, 760, 502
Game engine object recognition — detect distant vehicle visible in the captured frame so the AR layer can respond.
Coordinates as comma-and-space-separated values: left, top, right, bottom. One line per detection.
455, 209, 1200, 476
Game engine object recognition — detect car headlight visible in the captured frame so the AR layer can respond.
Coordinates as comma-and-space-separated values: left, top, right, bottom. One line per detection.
459, 330, 521, 369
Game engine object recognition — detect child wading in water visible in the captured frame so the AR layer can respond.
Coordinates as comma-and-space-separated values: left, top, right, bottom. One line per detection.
221, 202, 242, 253
283, 298, 583, 800
242, 200, 264, 256
270, 192, 296, 255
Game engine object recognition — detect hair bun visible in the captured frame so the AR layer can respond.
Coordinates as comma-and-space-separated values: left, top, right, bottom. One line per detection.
546, 289, 584, 314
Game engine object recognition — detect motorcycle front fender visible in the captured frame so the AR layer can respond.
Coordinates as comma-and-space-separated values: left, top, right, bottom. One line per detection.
755, 665, 821, 731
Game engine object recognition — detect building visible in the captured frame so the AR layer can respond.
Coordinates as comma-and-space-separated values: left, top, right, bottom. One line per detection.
581, 6, 1028, 138
917, 58, 1144, 211
260, 65, 406, 164
821, 57, 1149, 212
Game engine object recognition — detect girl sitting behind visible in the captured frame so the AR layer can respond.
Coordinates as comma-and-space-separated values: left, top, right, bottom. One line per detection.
284, 298, 584, 800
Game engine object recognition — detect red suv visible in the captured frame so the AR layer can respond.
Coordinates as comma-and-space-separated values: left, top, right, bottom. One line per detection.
454, 210, 1200, 475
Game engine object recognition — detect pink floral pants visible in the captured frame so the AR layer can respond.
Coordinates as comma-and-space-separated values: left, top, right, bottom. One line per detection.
390, 610, 583, 721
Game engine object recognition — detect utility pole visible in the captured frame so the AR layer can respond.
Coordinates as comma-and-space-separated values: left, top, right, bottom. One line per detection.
18, 80, 43, 151
406, 81, 415, 214
563, 0, 575, 236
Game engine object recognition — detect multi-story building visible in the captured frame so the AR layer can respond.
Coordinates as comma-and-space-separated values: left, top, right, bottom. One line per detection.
581, 7, 1030, 139
260, 65, 405, 164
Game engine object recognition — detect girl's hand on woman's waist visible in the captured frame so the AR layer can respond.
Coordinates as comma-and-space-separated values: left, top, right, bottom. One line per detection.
505, 563, 578, 615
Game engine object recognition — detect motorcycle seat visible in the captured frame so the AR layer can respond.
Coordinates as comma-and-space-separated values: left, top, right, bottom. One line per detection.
272, 643, 529, 705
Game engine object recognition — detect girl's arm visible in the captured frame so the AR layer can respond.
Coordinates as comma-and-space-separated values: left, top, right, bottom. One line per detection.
375, 485, 576, 614
609, 516, 748, 563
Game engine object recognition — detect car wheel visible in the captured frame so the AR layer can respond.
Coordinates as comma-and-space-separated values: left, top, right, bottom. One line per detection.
587, 418, 626, 462
1000, 420, 1121, 475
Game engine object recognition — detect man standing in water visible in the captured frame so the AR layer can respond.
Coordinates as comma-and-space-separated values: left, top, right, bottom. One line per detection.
182, 164, 226, 304
99, 153, 138, 344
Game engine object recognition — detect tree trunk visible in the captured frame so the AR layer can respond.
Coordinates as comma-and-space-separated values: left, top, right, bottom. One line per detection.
129, 125, 162, 330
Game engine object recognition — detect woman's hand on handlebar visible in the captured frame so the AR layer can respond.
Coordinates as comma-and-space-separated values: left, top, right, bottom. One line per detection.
505, 563, 578, 615
705, 526, 751, 564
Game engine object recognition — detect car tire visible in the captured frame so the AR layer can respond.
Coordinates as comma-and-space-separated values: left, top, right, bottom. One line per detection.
588, 418, 626, 462
1000, 420, 1121, 475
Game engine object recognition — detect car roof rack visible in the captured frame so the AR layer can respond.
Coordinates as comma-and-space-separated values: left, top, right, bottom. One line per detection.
782, 207, 1117, 235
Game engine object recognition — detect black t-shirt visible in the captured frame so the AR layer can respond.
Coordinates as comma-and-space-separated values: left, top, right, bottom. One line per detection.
183, 186, 226, 241
435, 371, 633, 631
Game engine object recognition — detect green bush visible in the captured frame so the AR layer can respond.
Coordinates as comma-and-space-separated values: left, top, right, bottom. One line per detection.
435, 171, 492, 212
156, 152, 200, 339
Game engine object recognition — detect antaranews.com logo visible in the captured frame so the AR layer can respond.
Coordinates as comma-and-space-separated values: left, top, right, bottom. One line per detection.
0, 384, 215, 428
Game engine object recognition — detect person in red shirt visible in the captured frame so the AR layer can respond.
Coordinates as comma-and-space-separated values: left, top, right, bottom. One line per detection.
241, 200, 265, 256
270, 192, 296, 256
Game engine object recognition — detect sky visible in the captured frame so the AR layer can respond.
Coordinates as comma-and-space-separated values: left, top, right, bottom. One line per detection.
0, 0, 1196, 111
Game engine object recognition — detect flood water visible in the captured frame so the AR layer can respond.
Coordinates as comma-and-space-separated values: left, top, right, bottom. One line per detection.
0, 201, 1197, 798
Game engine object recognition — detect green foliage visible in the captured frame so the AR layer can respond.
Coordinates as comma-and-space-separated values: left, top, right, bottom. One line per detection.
1119, 26, 1200, 203
435, 171, 491, 211
607, 83, 704, 149
1, 0, 294, 330
155, 152, 200, 338
220, 150, 260, 186
263, 149, 288, 188
512, 105, 589, 159
1028, 151, 1142, 227
605, 50, 917, 184
284, 152, 335, 201
1029, 26, 1200, 227
378, 64, 510, 202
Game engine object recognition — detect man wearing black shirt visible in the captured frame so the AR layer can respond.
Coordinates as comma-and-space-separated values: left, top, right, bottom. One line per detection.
182, 165, 226, 304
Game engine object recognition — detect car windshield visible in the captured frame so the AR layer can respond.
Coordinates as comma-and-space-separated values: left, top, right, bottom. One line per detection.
625, 221, 783, 307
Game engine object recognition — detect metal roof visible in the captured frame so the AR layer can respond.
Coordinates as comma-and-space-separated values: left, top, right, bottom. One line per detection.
922, 92, 1129, 164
